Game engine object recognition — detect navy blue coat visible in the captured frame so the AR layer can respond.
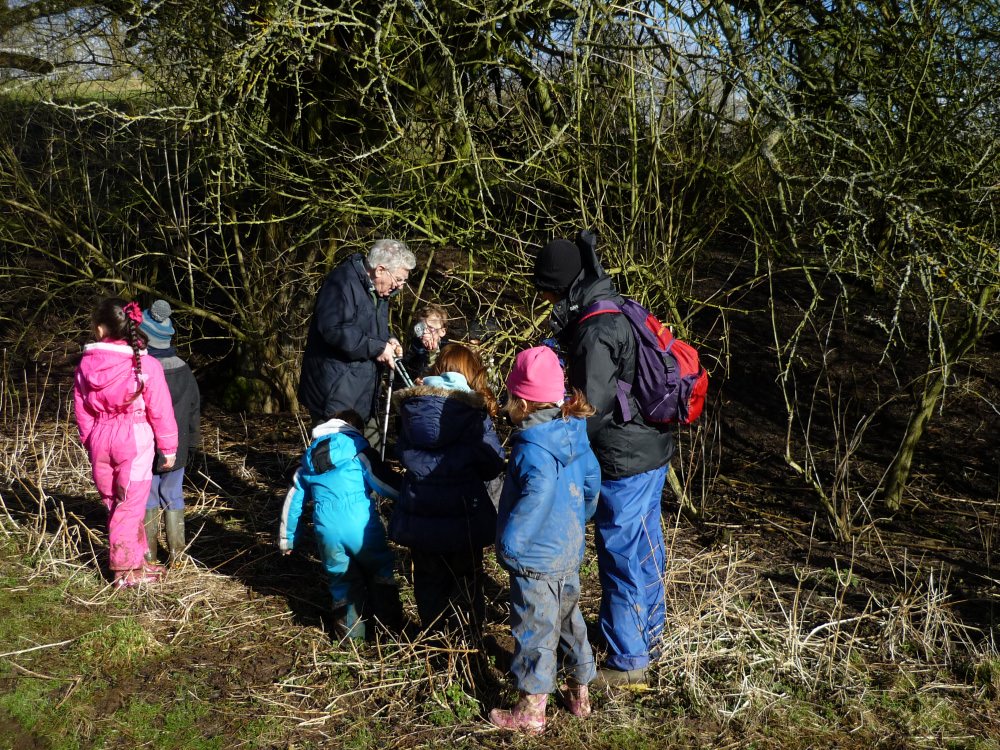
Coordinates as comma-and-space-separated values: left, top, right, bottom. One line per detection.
149, 349, 200, 473
389, 385, 505, 554
298, 254, 390, 422
496, 409, 601, 579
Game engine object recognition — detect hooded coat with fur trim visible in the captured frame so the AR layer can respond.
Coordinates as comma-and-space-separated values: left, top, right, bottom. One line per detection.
390, 384, 505, 553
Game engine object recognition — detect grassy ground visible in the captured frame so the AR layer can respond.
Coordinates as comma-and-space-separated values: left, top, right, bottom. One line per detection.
3, 518, 999, 750
2, 354, 1000, 748
0, 76, 151, 103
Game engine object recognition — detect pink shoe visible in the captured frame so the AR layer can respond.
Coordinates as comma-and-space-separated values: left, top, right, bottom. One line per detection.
557, 682, 591, 718
113, 562, 164, 589
142, 559, 166, 579
489, 693, 547, 734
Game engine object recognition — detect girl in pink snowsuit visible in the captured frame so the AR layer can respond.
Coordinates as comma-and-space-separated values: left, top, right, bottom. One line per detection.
74, 298, 179, 588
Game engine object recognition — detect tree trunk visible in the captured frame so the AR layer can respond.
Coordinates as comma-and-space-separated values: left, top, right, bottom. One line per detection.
883, 289, 994, 509
883, 368, 946, 510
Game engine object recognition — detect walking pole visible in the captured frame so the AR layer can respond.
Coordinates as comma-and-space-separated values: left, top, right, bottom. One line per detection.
380, 366, 395, 460
393, 358, 415, 388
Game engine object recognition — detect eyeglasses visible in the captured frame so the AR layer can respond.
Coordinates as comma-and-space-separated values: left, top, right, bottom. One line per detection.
380, 266, 408, 288
423, 325, 446, 335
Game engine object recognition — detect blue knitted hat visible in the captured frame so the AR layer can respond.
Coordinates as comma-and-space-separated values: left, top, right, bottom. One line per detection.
140, 300, 175, 349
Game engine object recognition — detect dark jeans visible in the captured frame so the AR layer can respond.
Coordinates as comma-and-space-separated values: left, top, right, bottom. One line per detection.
411, 548, 485, 634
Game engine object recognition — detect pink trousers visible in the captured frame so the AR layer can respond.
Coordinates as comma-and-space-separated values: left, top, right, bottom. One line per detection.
86, 417, 155, 572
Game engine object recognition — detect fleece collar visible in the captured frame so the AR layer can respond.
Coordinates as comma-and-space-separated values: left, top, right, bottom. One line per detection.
517, 406, 561, 431
311, 418, 363, 441
84, 341, 148, 356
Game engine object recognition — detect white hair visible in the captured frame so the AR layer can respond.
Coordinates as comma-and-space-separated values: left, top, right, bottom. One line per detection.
368, 239, 416, 271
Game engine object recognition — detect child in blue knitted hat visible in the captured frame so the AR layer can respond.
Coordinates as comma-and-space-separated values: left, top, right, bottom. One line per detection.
139, 300, 201, 566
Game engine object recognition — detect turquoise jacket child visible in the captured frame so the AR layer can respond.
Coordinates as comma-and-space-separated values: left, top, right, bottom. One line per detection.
279, 417, 401, 637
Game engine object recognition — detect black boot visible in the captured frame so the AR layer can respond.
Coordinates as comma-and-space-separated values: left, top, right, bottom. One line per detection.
371, 581, 405, 633
143, 508, 160, 563
164, 510, 186, 566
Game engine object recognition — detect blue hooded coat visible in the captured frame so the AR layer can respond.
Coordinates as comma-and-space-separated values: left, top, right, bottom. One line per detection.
496, 409, 601, 579
390, 384, 505, 554
278, 418, 402, 636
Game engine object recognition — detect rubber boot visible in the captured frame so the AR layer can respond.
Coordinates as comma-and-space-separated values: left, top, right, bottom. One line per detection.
164, 510, 186, 566
489, 692, 547, 734
557, 681, 591, 718
143, 508, 160, 563
331, 602, 366, 641
592, 666, 648, 689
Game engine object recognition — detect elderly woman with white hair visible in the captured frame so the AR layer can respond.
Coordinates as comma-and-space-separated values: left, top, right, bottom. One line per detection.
298, 239, 417, 437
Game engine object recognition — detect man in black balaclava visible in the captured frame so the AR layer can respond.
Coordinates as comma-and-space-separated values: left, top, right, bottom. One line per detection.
533, 230, 674, 687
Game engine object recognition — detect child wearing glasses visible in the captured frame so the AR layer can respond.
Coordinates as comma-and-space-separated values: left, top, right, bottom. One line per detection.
401, 303, 450, 379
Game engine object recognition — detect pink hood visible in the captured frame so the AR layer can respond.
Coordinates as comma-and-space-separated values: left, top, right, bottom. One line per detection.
73, 341, 178, 454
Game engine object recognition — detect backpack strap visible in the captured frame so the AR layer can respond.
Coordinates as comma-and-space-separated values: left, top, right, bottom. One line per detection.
577, 300, 634, 422
579, 299, 621, 323
310, 432, 363, 475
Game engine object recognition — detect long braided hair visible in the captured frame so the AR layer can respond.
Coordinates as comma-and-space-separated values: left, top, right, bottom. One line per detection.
92, 298, 149, 404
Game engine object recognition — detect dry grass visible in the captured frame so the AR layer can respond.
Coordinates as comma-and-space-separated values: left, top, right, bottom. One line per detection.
2, 356, 1000, 748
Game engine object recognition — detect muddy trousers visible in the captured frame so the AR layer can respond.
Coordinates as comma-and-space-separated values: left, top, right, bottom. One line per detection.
594, 465, 668, 672
315, 495, 400, 639
508, 572, 596, 695
87, 417, 156, 573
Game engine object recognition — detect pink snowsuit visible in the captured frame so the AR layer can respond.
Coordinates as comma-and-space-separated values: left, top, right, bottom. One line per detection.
74, 341, 178, 572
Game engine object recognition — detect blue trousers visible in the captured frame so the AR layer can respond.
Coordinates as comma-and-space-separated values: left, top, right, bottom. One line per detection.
315, 495, 398, 639
594, 465, 668, 672
146, 468, 185, 511
509, 573, 596, 695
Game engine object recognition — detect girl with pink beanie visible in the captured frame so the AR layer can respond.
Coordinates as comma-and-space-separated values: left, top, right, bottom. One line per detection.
73, 298, 178, 588
490, 346, 601, 734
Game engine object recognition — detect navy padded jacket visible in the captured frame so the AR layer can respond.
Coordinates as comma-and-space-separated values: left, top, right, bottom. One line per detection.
390, 384, 505, 553
298, 254, 391, 421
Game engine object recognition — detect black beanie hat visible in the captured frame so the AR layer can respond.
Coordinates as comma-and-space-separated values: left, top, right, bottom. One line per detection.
533, 239, 583, 293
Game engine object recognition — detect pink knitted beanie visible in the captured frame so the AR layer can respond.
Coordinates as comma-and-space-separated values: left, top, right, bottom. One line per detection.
506, 346, 565, 404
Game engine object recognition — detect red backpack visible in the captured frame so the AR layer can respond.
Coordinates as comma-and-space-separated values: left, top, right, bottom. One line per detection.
579, 299, 709, 425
